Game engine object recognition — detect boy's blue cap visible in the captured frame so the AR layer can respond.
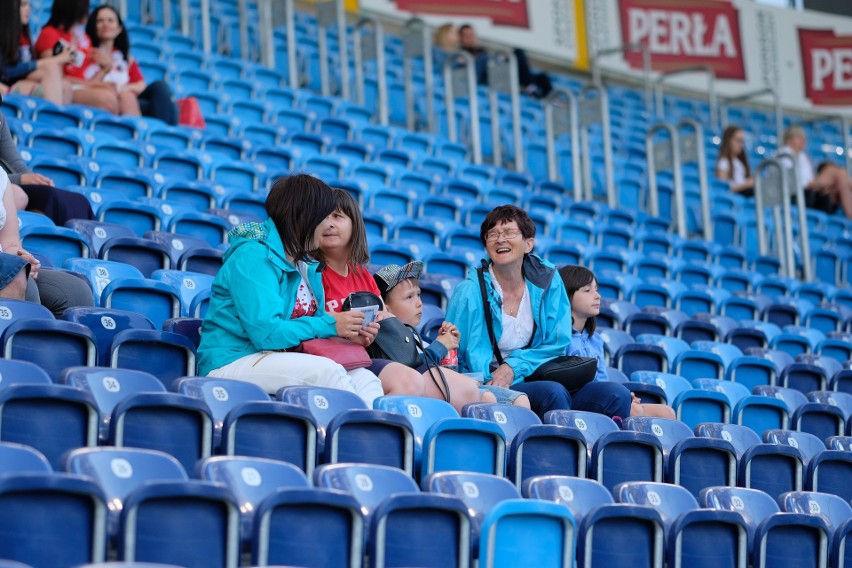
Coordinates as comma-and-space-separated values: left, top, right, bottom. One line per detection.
373, 261, 424, 296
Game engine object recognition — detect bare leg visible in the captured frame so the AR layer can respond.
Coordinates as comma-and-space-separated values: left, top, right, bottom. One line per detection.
22, 64, 65, 105
9, 184, 28, 211
72, 87, 120, 115
118, 90, 142, 116
513, 394, 531, 409
377, 362, 426, 396
423, 367, 482, 413
630, 401, 676, 419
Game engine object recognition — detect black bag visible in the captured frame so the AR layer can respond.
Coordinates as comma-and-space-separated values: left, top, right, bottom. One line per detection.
525, 355, 597, 392
476, 265, 596, 393
367, 316, 422, 369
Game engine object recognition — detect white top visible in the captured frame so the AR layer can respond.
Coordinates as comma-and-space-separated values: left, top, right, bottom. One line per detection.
716, 156, 747, 185
777, 144, 815, 189
0, 169, 7, 235
489, 267, 534, 360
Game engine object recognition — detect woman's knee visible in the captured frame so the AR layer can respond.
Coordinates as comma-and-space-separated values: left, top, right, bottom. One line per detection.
74, 89, 119, 114
34, 269, 94, 316
379, 363, 424, 395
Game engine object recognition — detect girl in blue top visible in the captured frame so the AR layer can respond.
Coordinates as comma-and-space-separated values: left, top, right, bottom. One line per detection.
560, 265, 675, 419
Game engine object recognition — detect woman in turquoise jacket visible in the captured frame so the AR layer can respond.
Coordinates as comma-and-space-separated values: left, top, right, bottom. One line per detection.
197, 174, 384, 405
446, 205, 631, 419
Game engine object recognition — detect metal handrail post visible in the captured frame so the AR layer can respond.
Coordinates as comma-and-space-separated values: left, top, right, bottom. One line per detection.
180, 0, 190, 37
678, 118, 711, 241
335, 0, 350, 100
577, 85, 615, 206
844, 115, 851, 176
316, 0, 336, 96
259, 0, 276, 70
353, 17, 389, 125
200, 0, 211, 54
117, 0, 128, 21
163, 0, 172, 29
402, 18, 434, 132
238, 0, 249, 60
646, 122, 685, 237
755, 155, 807, 279
654, 66, 716, 128
544, 89, 581, 200
443, 51, 482, 165
487, 50, 522, 170
591, 42, 652, 114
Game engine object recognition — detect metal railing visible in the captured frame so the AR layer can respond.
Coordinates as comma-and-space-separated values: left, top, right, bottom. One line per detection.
753, 154, 811, 280
443, 51, 482, 165
487, 50, 523, 171
646, 122, 686, 238
678, 118, 712, 241
543, 88, 582, 200
353, 17, 388, 125
316, 0, 349, 98
720, 88, 783, 144
578, 85, 615, 206
402, 18, 434, 133
591, 42, 652, 114
654, 66, 717, 131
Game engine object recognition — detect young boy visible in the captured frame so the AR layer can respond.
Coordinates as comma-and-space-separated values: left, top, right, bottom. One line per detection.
374, 261, 531, 409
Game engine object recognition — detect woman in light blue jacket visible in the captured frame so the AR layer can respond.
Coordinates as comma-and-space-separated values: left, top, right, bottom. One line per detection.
447, 205, 631, 419
197, 174, 384, 405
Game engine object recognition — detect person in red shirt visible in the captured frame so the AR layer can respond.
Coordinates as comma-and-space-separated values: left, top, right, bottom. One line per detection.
83, 5, 177, 124
0, 0, 71, 105
315, 188, 489, 412
34, 0, 122, 114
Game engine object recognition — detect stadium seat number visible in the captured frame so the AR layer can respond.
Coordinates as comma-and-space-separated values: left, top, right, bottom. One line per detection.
407, 404, 422, 418
558, 486, 574, 501
313, 395, 329, 409
102, 377, 121, 393
494, 411, 507, 424
241, 467, 262, 487
462, 482, 479, 498
212, 387, 229, 401
355, 474, 373, 491
111, 458, 133, 479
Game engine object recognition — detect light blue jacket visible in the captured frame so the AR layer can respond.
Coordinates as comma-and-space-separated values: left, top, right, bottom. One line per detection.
567, 328, 608, 382
446, 254, 571, 385
197, 218, 338, 375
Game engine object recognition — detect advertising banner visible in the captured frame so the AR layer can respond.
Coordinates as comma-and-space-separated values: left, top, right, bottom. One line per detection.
359, 0, 585, 66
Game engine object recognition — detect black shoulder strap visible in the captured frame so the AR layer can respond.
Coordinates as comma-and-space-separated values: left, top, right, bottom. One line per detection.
477, 262, 504, 366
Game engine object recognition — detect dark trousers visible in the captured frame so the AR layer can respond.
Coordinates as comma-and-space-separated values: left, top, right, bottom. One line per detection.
139, 80, 178, 125
23, 184, 94, 226
512, 380, 632, 421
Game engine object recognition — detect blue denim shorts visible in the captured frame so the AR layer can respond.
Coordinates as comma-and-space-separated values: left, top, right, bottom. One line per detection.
479, 384, 525, 404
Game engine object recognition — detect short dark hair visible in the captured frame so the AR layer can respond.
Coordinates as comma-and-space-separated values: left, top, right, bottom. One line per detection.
558, 264, 597, 336
313, 188, 371, 268
265, 174, 335, 261
479, 204, 536, 245
47, 0, 90, 30
87, 5, 130, 60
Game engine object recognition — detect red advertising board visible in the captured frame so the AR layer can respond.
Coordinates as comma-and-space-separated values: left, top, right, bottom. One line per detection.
618, 0, 745, 80
392, 0, 529, 28
798, 28, 852, 106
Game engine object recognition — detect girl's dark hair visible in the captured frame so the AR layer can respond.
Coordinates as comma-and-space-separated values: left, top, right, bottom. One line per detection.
46, 0, 90, 30
479, 204, 536, 245
558, 264, 597, 336
265, 174, 336, 261
0, 0, 23, 64
86, 5, 130, 60
718, 125, 751, 179
312, 188, 371, 268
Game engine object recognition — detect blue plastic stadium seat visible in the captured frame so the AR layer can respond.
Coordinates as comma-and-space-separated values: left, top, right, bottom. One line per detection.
779, 490, 852, 568
277, 385, 414, 474
614, 481, 749, 568
151, 270, 214, 317
21, 225, 91, 266
177, 377, 317, 471
0, 298, 54, 337
108, 329, 196, 390
701, 486, 829, 567
101, 278, 182, 329
544, 410, 664, 491
425, 471, 575, 566
0, 475, 108, 566
0, 319, 97, 382
61, 366, 166, 442
62, 307, 154, 367
0, 442, 52, 475
117, 481, 240, 567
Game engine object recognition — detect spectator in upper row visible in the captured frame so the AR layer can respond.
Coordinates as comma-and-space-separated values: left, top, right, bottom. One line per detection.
84, 5, 177, 124
715, 125, 754, 197
0, 0, 72, 105
778, 125, 852, 219
458, 23, 553, 99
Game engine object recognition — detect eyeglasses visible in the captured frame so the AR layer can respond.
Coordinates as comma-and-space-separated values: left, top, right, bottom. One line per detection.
485, 229, 523, 242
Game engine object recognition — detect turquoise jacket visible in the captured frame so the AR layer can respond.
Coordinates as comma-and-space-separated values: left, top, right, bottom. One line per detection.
446, 254, 571, 385
197, 218, 338, 376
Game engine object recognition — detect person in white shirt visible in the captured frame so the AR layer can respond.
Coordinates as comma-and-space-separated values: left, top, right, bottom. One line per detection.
715, 125, 754, 197
777, 125, 852, 218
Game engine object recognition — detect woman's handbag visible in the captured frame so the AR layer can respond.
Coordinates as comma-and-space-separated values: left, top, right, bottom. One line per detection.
368, 316, 422, 369
297, 337, 372, 371
476, 266, 596, 393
